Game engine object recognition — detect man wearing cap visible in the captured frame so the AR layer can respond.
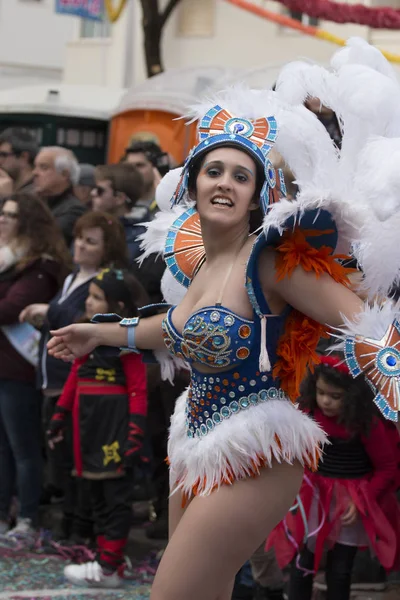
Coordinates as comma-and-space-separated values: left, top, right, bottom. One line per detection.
74, 164, 96, 208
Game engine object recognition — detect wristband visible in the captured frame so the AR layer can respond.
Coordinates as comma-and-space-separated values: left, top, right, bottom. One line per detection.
119, 317, 140, 352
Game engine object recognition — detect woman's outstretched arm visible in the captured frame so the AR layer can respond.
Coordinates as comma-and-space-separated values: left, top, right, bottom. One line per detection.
47, 313, 166, 361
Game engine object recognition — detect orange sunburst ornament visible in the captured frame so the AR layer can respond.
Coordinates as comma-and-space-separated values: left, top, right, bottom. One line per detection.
344, 320, 400, 421
165, 207, 205, 288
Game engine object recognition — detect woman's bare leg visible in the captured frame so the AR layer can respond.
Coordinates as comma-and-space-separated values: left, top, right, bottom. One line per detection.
168, 487, 233, 600
150, 460, 303, 600
168, 487, 189, 540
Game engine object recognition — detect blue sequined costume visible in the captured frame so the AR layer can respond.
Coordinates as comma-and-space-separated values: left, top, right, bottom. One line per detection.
164, 231, 327, 497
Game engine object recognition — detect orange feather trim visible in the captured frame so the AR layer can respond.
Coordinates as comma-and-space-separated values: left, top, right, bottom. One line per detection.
273, 227, 354, 402
273, 310, 329, 402
178, 437, 322, 507
275, 228, 353, 284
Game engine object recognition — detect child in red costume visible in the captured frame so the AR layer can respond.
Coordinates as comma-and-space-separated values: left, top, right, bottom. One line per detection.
48, 268, 148, 589
267, 354, 400, 600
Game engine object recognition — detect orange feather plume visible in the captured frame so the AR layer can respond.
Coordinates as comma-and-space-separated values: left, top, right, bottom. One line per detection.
273, 227, 354, 401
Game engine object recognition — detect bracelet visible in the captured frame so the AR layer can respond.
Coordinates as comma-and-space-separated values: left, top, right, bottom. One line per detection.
119, 317, 140, 352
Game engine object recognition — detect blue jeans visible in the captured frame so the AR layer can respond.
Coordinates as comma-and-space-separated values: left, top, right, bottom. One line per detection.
0, 380, 42, 524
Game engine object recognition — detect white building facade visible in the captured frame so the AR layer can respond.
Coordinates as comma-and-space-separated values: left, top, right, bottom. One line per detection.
62, 0, 400, 89
1, 0, 399, 91
0, 0, 75, 89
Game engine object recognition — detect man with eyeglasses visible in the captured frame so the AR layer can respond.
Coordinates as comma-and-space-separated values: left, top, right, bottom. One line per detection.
0, 128, 38, 192
91, 163, 146, 262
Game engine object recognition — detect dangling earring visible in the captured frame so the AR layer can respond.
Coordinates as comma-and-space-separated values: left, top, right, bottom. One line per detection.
260, 165, 287, 215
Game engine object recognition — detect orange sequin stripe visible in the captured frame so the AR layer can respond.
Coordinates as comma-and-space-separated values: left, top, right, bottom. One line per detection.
273, 227, 355, 401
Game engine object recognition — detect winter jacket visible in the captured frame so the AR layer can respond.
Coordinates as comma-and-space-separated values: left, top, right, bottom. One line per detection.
46, 188, 86, 247
0, 258, 60, 383
37, 271, 95, 391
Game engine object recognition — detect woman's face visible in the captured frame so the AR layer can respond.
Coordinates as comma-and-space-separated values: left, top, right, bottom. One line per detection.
194, 147, 258, 228
85, 282, 108, 320
73, 227, 105, 270
0, 200, 19, 244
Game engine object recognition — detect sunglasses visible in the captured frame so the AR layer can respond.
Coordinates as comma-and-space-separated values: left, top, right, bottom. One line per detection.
0, 210, 18, 220
92, 185, 110, 197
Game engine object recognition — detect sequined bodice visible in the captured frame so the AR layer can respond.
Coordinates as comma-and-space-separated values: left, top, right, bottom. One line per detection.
162, 305, 256, 368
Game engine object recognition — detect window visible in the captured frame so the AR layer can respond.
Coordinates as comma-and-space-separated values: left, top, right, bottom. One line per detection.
82, 131, 97, 148
80, 18, 111, 39
57, 128, 65, 146
280, 8, 319, 32
288, 10, 319, 27
66, 129, 80, 147
177, 0, 215, 37
96, 132, 104, 148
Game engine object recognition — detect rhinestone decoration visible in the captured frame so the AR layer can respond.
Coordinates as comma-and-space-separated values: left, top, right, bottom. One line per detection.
265, 158, 276, 188
162, 307, 254, 369
224, 117, 255, 138
344, 320, 400, 422
224, 315, 235, 327
239, 324, 251, 339
376, 347, 400, 376
186, 369, 286, 437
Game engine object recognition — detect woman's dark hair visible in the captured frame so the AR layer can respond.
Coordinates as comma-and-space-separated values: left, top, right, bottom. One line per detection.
92, 269, 148, 318
6, 193, 72, 283
299, 353, 378, 436
73, 211, 129, 269
188, 146, 265, 233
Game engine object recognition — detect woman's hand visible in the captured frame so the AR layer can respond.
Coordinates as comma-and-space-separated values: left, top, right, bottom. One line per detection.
19, 303, 49, 327
47, 323, 103, 361
341, 501, 358, 526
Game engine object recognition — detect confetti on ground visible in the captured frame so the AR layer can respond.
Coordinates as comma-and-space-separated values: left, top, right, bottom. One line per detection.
0, 552, 159, 600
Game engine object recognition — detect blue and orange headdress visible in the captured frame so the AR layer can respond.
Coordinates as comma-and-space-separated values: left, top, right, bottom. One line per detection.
171, 102, 287, 215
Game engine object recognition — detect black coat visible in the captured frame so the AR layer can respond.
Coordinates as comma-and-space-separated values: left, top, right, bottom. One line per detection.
47, 188, 86, 247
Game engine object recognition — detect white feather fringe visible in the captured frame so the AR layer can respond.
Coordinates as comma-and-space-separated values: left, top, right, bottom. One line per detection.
168, 390, 327, 497
331, 300, 400, 351
137, 204, 189, 264
352, 210, 400, 297
155, 167, 186, 211
153, 349, 188, 384
331, 37, 398, 82
352, 137, 400, 222
161, 269, 187, 306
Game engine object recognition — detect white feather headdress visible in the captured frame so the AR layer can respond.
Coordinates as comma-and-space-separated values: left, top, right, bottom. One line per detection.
275, 38, 400, 297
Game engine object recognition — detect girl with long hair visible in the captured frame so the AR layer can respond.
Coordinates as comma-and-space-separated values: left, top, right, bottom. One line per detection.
267, 355, 400, 600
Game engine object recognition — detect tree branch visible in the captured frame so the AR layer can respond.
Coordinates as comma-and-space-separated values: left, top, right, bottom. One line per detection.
160, 0, 182, 28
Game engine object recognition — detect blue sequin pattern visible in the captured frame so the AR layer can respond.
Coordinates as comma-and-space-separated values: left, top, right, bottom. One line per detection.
186, 367, 285, 438
162, 306, 255, 368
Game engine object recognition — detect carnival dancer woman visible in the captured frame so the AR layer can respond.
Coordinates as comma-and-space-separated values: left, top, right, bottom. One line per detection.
267, 354, 400, 600
47, 85, 399, 599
